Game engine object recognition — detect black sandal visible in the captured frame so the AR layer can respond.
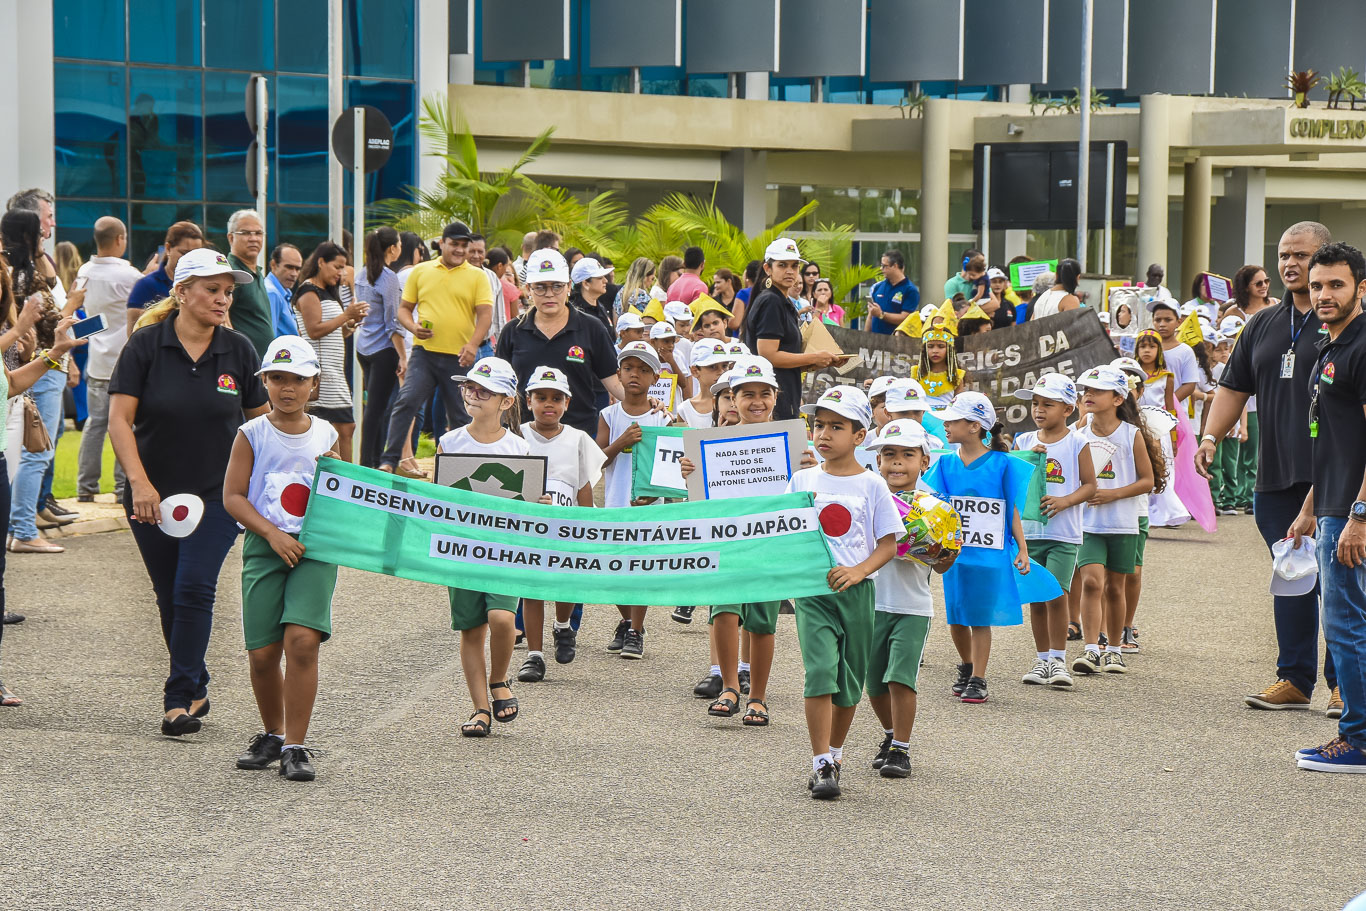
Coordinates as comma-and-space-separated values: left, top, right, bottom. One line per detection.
742, 699, 769, 726
708, 687, 741, 717
461, 709, 492, 737
1067, 621, 1083, 641
490, 681, 519, 723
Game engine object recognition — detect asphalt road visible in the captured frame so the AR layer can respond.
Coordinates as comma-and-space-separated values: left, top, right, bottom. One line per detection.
1, 517, 1363, 910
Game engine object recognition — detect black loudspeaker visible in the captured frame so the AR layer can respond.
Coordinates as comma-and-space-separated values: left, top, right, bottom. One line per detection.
971, 141, 1127, 231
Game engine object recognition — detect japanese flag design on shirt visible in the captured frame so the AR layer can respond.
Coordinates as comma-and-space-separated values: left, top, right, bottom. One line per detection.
786, 466, 903, 573
240, 414, 338, 535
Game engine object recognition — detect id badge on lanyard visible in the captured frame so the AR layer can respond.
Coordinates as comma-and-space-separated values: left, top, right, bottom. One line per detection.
1281, 351, 1295, 379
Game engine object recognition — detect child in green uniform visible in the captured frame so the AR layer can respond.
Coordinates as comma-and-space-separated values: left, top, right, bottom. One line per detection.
224, 336, 339, 782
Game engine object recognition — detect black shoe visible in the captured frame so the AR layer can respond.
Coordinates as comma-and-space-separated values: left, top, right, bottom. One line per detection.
160, 713, 202, 737
235, 733, 282, 770
694, 673, 723, 699
621, 628, 644, 659
2, 611, 24, 625
738, 668, 751, 696
961, 677, 988, 704
606, 619, 630, 653
517, 654, 546, 683
1098, 632, 1109, 649
880, 747, 912, 778
871, 732, 894, 769
553, 626, 577, 664
809, 760, 841, 800
279, 746, 317, 781
190, 698, 211, 718
46, 496, 79, 518
951, 662, 972, 697
671, 605, 695, 624
779, 599, 795, 614
1244, 504, 1255, 515
77, 494, 95, 503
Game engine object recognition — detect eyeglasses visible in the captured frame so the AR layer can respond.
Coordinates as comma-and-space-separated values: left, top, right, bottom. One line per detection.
530, 282, 567, 295
462, 383, 495, 401
231, 230, 264, 238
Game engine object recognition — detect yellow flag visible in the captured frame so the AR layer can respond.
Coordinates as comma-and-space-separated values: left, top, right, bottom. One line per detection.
1177, 310, 1205, 348
895, 309, 924, 339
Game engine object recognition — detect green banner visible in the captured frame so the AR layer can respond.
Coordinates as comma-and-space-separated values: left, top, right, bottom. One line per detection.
631, 425, 687, 500
1008, 449, 1049, 525
300, 458, 836, 606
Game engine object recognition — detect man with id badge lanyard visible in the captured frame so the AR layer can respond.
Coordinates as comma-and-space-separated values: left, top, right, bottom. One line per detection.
1198, 222, 1340, 715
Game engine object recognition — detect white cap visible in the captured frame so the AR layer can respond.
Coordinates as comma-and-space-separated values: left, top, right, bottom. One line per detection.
1178, 302, 1197, 318
664, 301, 693, 323
1013, 372, 1077, 406
932, 391, 998, 432
525, 249, 570, 284
1110, 356, 1145, 379
986, 267, 1007, 280
764, 237, 804, 262
866, 419, 931, 452
257, 335, 321, 377
615, 312, 645, 332
728, 356, 780, 390
711, 367, 741, 397
452, 356, 519, 396
570, 257, 611, 284
690, 338, 732, 368
1077, 364, 1131, 396
1214, 333, 1234, 346
867, 375, 901, 399
1145, 298, 1179, 314
174, 248, 253, 285
525, 365, 572, 397
1201, 324, 1218, 344
1270, 536, 1318, 596
617, 340, 662, 373
801, 385, 873, 428
649, 321, 678, 340
724, 340, 751, 357
885, 379, 931, 413
1097, 311, 1111, 324
1219, 315, 1245, 336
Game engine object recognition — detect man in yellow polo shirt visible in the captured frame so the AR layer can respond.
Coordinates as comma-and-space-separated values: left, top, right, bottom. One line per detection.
379, 220, 493, 471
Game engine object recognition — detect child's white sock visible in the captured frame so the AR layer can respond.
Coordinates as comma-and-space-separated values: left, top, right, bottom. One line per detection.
709, 665, 721, 678
1036, 650, 1049, 661
884, 727, 894, 736
829, 745, 843, 763
1049, 649, 1066, 661
282, 743, 304, 752
738, 661, 751, 673
528, 650, 543, 660
890, 739, 910, 751
266, 732, 283, 742
1085, 642, 1099, 654
552, 619, 571, 630
1106, 645, 1122, 654
812, 752, 834, 771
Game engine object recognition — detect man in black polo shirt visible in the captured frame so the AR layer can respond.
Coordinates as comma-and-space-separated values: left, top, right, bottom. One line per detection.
1287, 242, 1366, 772
1198, 221, 1338, 713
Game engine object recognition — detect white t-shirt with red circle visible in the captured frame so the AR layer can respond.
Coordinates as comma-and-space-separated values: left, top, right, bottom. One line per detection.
786, 465, 903, 576
240, 413, 339, 535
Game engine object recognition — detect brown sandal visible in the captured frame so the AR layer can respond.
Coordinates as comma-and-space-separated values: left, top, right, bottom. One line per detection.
397, 457, 429, 479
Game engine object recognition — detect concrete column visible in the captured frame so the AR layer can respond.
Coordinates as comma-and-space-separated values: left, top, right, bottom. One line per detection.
1181, 156, 1213, 297
1210, 166, 1267, 273
1136, 94, 1171, 280
920, 98, 952, 301
3, 0, 55, 203
718, 149, 769, 236
743, 72, 770, 100
1004, 229, 1029, 260
418, 0, 452, 197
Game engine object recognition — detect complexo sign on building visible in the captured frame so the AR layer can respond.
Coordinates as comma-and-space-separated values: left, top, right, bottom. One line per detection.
1288, 116, 1366, 141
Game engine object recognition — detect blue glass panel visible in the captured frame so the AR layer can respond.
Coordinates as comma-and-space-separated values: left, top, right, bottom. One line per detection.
129, 0, 200, 66
277, 208, 331, 258
275, 75, 329, 205
54, 200, 129, 263
204, 204, 244, 247
278, 0, 327, 74
205, 72, 272, 203
344, 0, 415, 79
687, 76, 727, 98
204, 0, 272, 70
345, 80, 416, 207
54, 63, 127, 199
53, 0, 125, 62
128, 68, 202, 200
128, 201, 203, 270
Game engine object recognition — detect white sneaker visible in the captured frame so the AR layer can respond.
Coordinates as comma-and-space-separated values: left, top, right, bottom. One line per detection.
1021, 657, 1051, 685
1048, 658, 1074, 687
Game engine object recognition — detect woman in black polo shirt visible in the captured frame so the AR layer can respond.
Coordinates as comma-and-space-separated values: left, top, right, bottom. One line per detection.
496, 249, 623, 435
742, 238, 837, 420
109, 248, 269, 737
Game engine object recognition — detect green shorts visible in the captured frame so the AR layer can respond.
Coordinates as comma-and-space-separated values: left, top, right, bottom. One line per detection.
865, 611, 931, 697
240, 530, 337, 651
794, 579, 875, 707
448, 587, 519, 632
1135, 516, 1150, 567
709, 601, 781, 636
1077, 531, 1140, 574
1027, 539, 1080, 593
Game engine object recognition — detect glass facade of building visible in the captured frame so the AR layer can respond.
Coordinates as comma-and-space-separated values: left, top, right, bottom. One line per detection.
52, 0, 417, 263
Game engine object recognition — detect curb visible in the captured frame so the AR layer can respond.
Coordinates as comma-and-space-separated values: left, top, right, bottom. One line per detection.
40, 515, 130, 539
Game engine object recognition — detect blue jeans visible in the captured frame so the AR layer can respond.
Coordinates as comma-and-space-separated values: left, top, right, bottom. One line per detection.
1254, 484, 1336, 695
10, 370, 65, 541
1317, 517, 1366, 750
125, 494, 240, 712
0, 456, 10, 667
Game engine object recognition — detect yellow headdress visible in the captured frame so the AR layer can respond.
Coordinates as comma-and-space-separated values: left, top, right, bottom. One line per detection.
961, 303, 990, 321
689, 293, 733, 328
894, 309, 924, 339
921, 327, 956, 346
935, 299, 959, 335
641, 298, 667, 324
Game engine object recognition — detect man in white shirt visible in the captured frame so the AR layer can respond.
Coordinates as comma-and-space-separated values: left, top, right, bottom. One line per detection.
1139, 263, 1174, 303
76, 216, 143, 500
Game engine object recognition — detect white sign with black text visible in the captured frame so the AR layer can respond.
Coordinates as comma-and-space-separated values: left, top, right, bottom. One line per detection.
951, 495, 1006, 549
683, 420, 807, 501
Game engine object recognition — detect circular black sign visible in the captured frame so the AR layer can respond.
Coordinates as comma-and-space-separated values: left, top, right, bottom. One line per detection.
331, 105, 394, 173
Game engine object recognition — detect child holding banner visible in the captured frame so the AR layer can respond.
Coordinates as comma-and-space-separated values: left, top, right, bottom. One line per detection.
223, 336, 339, 782
517, 366, 605, 683
436, 356, 529, 736
1012, 374, 1096, 688
598, 341, 674, 660
922, 392, 1033, 705
911, 328, 963, 408
789, 386, 901, 799
866, 420, 958, 778
1071, 366, 1161, 677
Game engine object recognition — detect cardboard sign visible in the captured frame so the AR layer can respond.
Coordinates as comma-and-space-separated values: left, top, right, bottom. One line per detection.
649, 373, 679, 411
433, 454, 548, 502
952, 495, 1006, 549
802, 318, 862, 374
683, 420, 808, 501
1009, 259, 1058, 292
1199, 272, 1232, 302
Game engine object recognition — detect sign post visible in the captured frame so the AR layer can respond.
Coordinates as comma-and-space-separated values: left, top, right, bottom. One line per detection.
352, 106, 364, 430
244, 74, 268, 269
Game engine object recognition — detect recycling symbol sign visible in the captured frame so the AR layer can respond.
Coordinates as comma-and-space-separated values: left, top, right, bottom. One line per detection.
451, 462, 529, 501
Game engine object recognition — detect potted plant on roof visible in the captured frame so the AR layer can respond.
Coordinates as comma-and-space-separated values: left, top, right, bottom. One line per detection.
1286, 70, 1321, 108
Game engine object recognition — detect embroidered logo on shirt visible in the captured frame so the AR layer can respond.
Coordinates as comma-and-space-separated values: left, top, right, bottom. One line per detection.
1322, 362, 1336, 384
217, 374, 239, 395
566, 346, 585, 364
892, 292, 903, 303
1045, 457, 1065, 484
